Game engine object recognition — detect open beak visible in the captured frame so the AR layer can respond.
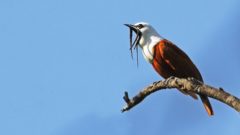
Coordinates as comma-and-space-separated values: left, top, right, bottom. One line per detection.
124, 24, 138, 33
124, 23, 142, 49
124, 23, 142, 66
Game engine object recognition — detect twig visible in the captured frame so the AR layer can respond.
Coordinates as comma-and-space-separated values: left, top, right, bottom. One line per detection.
121, 77, 240, 113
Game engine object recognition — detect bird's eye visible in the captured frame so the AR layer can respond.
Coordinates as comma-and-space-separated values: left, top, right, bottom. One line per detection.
136, 24, 144, 29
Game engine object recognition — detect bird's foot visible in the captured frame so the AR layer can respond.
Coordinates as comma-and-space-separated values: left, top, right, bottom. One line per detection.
165, 76, 175, 84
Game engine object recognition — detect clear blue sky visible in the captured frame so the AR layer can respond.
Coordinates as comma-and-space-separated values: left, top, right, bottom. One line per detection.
0, 0, 240, 135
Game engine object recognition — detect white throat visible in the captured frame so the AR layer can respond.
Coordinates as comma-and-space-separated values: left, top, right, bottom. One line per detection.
138, 26, 163, 63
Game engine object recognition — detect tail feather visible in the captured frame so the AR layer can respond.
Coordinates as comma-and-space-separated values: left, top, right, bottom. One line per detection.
200, 95, 214, 116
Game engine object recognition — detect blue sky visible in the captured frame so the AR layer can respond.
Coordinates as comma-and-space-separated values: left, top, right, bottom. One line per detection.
0, 0, 240, 135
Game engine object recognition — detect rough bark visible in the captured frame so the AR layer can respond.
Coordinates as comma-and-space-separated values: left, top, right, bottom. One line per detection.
121, 77, 240, 113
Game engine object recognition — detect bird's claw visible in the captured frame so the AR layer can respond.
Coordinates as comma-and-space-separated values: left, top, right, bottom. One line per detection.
165, 76, 175, 84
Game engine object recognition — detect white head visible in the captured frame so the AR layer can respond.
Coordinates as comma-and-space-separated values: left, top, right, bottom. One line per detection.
132, 22, 162, 48
124, 22, 163, 64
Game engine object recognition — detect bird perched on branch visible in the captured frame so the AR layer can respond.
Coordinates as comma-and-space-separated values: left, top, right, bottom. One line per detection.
124, 22, 214, 116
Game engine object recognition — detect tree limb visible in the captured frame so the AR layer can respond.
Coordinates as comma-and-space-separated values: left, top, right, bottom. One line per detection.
121, 77, 240, 113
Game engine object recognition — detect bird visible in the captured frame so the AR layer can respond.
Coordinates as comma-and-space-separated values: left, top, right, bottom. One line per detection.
124, 22, 214, 116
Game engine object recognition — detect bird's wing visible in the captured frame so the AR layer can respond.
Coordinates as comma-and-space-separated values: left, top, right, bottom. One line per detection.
157, 40, 203, 82
153, 39, 200, 99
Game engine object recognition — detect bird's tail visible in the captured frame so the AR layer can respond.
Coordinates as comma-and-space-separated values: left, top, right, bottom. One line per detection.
200, 95, 214, 116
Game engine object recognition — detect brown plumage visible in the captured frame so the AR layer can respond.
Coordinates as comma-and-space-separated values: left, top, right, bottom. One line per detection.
152, 39, 214, 116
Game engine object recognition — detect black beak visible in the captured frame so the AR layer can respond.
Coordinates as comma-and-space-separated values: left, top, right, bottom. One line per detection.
124, 24, 138, 33
124, 23, 142, 49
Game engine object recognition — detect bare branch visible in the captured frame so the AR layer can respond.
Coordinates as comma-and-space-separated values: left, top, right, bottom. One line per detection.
121, 77, 240, 113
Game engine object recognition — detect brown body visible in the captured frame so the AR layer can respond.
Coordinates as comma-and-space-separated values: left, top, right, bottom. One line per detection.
152, 39, 214, 116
